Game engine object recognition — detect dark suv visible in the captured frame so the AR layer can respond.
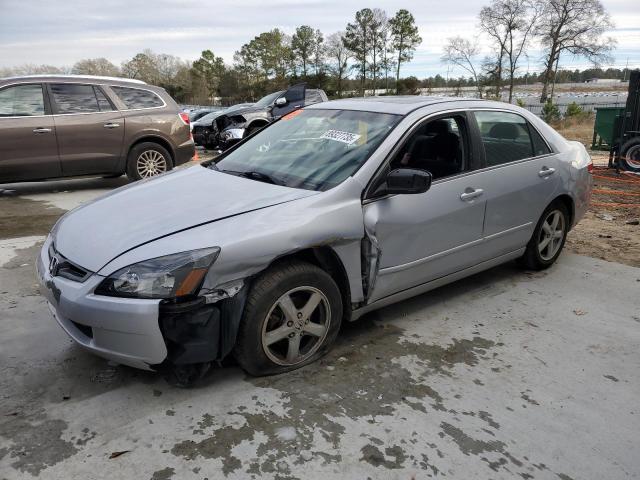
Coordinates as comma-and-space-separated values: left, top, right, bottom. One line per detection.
213, 84, 328, 150
0, 75, 195, 183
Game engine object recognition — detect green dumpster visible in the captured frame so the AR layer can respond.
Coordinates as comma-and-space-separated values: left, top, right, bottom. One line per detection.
592, 107, 625, 151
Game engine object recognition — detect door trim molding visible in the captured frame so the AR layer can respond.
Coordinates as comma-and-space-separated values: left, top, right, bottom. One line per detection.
378, 222, 532, 276
352, 248, 526, 321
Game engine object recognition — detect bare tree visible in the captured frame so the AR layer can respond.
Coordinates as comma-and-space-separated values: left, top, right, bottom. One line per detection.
369, 8, 387, 95
379, 20, 396, 93
442, 36, 484, 98
326, 32, 351, 97
535, 0, 615, 103
72, 58, 120, 76
479, 0, 540, 102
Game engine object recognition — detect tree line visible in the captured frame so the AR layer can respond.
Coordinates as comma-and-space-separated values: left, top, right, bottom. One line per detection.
1, 1, 618, 106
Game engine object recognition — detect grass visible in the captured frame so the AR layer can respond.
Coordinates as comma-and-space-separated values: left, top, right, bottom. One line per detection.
551, 113, 595, 147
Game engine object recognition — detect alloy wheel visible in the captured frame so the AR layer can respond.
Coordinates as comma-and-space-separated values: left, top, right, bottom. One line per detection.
136, 150, 167, 178
538, 209, 565, 261
261, 286, 331, 366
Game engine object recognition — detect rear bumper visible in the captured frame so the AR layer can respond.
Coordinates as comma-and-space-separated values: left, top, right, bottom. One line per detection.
175, 139, 196, 166
572, 167, 593, 228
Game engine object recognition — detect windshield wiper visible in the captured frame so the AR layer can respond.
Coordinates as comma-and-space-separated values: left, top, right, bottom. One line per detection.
220, 169, 283, 186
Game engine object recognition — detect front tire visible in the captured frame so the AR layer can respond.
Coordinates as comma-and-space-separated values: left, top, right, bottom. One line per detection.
233, 260, 343, 376
126, 142, 173, 182
519, 201, 569, 270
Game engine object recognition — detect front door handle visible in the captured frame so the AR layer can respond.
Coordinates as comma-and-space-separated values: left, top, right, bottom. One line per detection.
460, 188, 484, 201
538, 167, 556, 178
103, 122, 120, 129
33, 127, 52, 134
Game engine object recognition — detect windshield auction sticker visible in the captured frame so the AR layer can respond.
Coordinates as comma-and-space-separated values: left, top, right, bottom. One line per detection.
321, 129, 361, 145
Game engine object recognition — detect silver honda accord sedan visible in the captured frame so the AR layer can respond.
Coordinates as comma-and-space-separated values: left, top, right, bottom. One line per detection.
37, 96, 592, 384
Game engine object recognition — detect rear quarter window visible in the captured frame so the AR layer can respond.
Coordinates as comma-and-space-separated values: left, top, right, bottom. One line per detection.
111, 86, 164, 109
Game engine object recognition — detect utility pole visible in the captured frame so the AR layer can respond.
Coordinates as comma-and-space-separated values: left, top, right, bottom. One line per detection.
623, 57, 629, 82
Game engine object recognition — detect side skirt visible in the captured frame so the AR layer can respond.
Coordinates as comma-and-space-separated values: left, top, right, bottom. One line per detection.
350, 248, 525, 322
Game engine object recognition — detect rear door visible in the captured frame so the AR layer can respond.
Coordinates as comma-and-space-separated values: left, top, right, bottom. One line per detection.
0, 83, 60, 182
272, 84, 306, 118
48, 83, 124, 176
470, 110, 561, 257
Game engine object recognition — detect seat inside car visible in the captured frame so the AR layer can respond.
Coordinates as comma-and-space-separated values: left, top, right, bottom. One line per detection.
483, 121, 532, 165
402, 119, 463, 179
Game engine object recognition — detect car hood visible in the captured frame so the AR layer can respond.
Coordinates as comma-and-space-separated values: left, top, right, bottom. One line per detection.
53, 166, 318, 273
192, 111, 229, 127
222, 105, 268, 117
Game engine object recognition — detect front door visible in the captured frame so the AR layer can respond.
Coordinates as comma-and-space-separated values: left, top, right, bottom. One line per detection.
0, 83, 61, 182
48, 83, 124, 176
272, 84, 306, 118
363, 113, 486, 303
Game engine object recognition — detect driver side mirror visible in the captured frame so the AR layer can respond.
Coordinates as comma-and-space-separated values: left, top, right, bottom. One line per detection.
382, 168, 432, 195
275, 97, 288, 107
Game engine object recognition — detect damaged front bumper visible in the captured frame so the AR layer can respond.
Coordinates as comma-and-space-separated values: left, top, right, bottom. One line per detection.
36, 237, 247, 371
219, 127, 245, 150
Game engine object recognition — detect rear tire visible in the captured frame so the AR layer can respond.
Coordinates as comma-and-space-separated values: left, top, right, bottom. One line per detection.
126, 142, 173, 182
519, 201, 569, 270
619, 138, 640, 173
233, 260, 342, 376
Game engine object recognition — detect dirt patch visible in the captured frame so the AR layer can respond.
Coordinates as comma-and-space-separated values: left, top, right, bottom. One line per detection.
565, 167, 640, 268
171, 322, 501, 476
0, 196, 66, 239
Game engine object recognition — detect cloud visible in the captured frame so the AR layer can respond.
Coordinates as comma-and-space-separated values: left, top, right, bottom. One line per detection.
0, 0, 638, 76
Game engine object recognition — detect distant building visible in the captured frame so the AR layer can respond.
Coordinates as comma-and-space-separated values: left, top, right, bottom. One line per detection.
585, 78, 621, 84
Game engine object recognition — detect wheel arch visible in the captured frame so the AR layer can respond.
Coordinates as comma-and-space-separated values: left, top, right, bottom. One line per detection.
552, 194, 575, 229
265, 246, 353, 322
128, 135, 176, 165
246, 119, 269, 131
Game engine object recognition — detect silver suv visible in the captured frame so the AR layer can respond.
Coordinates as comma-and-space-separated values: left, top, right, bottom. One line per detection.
0, 75, 195, 183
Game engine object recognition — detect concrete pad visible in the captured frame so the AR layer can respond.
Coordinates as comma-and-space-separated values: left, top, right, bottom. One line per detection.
1, 244, 638, 479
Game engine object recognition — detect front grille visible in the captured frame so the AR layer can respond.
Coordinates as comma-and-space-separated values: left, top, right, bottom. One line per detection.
48, 243, 92, 282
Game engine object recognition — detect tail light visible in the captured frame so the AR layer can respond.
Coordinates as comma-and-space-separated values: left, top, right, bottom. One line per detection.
587, 161, 594, 173
179, 112, 190, 126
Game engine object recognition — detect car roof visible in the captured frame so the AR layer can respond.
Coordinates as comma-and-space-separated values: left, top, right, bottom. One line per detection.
0, 74, 147, 86
306, 96, 502, 115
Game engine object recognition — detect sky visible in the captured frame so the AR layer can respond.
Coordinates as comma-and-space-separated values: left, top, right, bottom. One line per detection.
1, 0, 639, 78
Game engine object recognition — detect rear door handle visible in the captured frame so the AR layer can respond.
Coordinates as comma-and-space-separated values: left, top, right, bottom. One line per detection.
103, 123, 120, 129
460, 188, 484, 201
33, 127, 52, 134
538, 167, 555, 178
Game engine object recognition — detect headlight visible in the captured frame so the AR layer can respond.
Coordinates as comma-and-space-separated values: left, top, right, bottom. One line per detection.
95, 247, 220, 299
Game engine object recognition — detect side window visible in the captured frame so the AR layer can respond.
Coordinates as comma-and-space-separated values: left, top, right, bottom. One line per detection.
529, 124, 552, 156
111, 86, 164, 109
0, 84, 45, 117
50, 84, 101, 114
389, 115, 469, 180
305, 90, 322, 105
474, 111, 535, 166
94, 87, 115, 111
